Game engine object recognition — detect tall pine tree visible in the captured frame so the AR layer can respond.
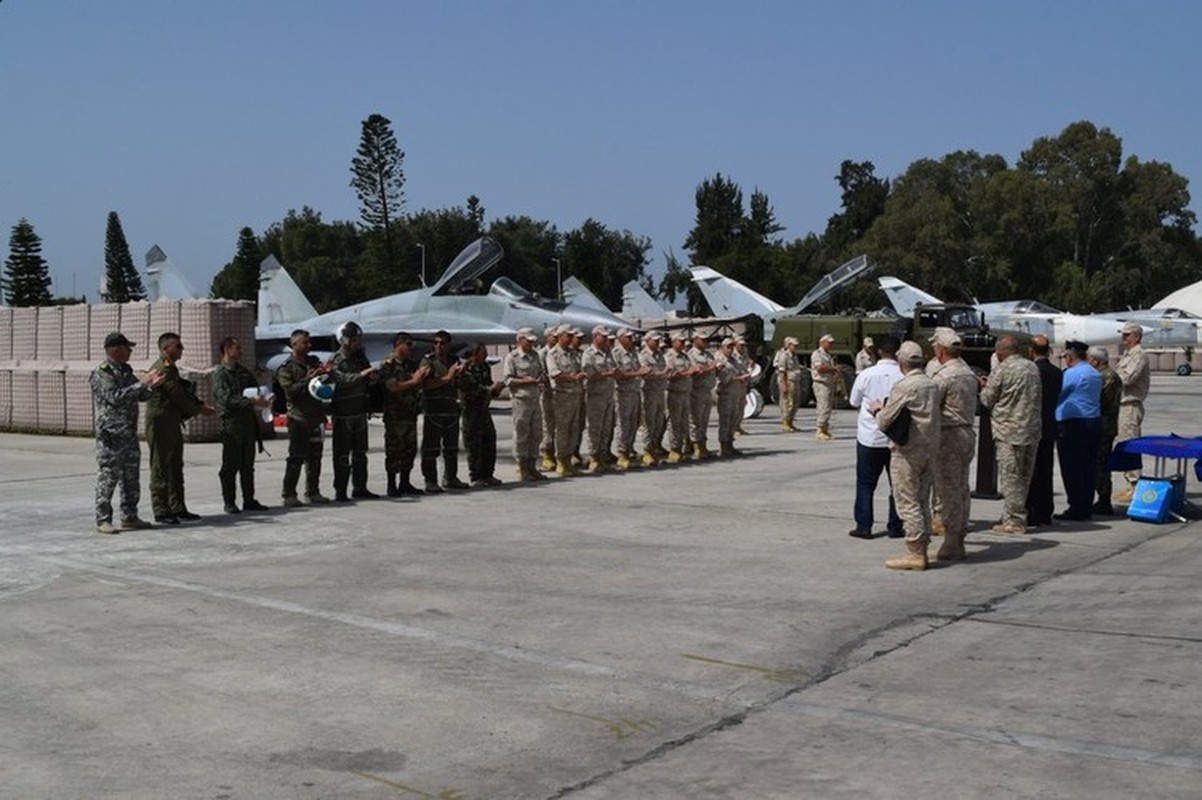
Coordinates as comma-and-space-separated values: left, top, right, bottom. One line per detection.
103, 211, 146, 302
4, 218, 53, 306
350, 113, 405, 232
209, 227, 262, 301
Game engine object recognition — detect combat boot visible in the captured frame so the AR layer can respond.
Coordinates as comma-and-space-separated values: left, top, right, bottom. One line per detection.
935, 531, 966, 562
990, 521, 1027, 536
616, 452, 632, 470
588, 457, 607, 474
885, 539, 929, 571
556, 459, 572, 478
1113, 485, 1135, 504
815, 425, 833, 441
931, 516, 947, 536
121, 517, 153, 530
692, 443, 704, 459
642, 451, 659, 467
96, 521, 119, 535
541, 451, 558, 472
782, 420, 798, 432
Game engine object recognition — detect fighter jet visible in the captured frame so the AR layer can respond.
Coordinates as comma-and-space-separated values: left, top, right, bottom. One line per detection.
877, 276, 1134, 345
255, 236, 633, 365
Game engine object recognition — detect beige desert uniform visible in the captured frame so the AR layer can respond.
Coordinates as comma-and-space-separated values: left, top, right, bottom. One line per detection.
773, 340, 802, 430
855, 340, 876, 374
664, 337, 694, 459
1115, 327, 1150, 488
811, 342, 838, 438
714, 340, 746, 454
503, 330, 546, 479
688, 341, 718, 457
639, 337, 669, 462
932, 355, 979, 545
611, 331, 643, 465
874, 345, 941, 558
581, 329, 617, 469
538, 328, 559, 469
546, 339, 583, 471
729, 339, 751, 428
979, 353, 1042, 529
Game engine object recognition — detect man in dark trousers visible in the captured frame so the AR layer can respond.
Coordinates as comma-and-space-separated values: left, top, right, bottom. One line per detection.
146, 332, 214, 524
1026, 335, 1062, 527
212, 337, 271, 514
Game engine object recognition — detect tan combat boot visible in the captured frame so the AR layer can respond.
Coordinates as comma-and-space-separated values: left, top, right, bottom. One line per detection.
1113, 485, 1135, 504
556, 459, 572, 478
588, 457, 607, 474
931, 515, 947, 536
782, 420, 798, 432
616, 452, 632, 470
935, 531, 966, 561
667, 449, 685, 463
815, 425, 833, 441
541, 451, 557, 472
641, 451, 658, 467
886, 539, 929, 571
990, 521, 1027, 536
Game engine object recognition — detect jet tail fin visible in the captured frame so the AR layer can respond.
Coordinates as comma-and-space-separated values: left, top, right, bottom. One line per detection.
877, 276, 943, 317
621, 280, 666, 320
561, 276, 610, 311
144, 245, 199, 301
689, 266, 785, 317
258, 255, 318, 328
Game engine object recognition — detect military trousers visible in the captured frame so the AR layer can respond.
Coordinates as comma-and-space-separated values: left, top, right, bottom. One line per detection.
778, 376, 798, 424
641, 386, 667, 454
716, 389, 740, 445
511, 395, 542, 461
462, 405, 497, 481
1095, 431, 1116, 504
813, 381, 835, 429
332, 413, 370, 495
585, 391, 615, 460
889, 446, 935, 544
688, 386, 714, 448
283, 417, 324, 499
219, 430, 257, 506
147, 415, 187, 517
539, 388, 556, 456
552, 391, 583, 461
615, 390, 641, 455
421, 412, 461, 484
1117, 401, 1144, 484
666, 389, 690, 453
995, 439, 1037, 526
383, 415, 418, 475
95, 433, 142, 524
935, 425, 974, 535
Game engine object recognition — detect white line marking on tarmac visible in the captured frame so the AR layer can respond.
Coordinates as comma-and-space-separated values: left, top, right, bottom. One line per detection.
42, 556, 728, 703
783, 700, 1202, 771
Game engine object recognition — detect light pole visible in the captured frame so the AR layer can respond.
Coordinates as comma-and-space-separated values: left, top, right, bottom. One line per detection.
552, 258, 562, 301
417, 243, 426, 287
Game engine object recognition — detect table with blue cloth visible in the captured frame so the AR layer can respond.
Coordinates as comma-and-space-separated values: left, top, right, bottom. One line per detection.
1107, 435, 1202, 519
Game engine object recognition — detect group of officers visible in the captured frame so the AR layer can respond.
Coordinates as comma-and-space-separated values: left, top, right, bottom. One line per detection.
847, 321, 1151, 571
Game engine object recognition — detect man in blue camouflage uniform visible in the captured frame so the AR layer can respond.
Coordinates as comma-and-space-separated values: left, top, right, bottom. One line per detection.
90, 332, 163, 534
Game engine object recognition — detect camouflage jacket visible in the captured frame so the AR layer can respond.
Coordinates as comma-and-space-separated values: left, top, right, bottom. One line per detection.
91, 358, 152, 438
503, 348, 545, 401
276, 354, 328, 424
377, 356, 420, 422
1099, 365, 1123, 438
145, 355, 203, 426
420, 353, 462, 415
932, 357, 978, 429
212, 361, 260, 437
329, 348, 372, 418
980, 355, 1042, 445
459, 360, 496, 412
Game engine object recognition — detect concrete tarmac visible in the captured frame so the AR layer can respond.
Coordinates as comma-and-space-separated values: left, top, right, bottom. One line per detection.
1, 375, 1200, 798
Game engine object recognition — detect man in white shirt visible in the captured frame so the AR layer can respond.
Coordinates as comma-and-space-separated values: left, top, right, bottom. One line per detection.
847, 335, 904, 539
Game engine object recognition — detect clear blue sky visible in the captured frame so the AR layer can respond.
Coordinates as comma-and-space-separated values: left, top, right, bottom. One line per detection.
2, 0, 1199, 300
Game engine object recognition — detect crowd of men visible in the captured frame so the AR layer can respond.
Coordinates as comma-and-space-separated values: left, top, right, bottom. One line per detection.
849, 321, 1151, 571
90, 320, 1152, 555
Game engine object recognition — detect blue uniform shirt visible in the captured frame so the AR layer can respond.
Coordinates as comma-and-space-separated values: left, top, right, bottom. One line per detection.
1056, 362, 1101, 421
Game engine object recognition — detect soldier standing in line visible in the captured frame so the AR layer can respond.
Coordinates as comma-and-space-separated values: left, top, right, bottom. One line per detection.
810, 334, 839, 441
146, 332, 214, 524
1088, 345, 1122, 516
581, 325, 618, 474
538, 326, 560, 471
663, 331, 696, 462
978, 335, 1042, 535
855, 337, 877, 374
569, 327, 588, 466
1113, 321, 1151, 504
638, 333, 670, 465
277, 329, 333, 506
377, 333, 429, 497
503, 327, 547, 482
714, 337, 750, 456
928, 328, 979, 562
1026, 335, 1063, 527
328, 321, 378, 501
732, 337, 752, 436
869, 341, 940, 571
90, 332, 163, 534
460, 342, 504, 487
773, 337, 802, 432
212, 337, 271, 514
687, 334, 719, 459
547, 326, 586, 476
611, 328, 648, 470
419, 330, 467, 493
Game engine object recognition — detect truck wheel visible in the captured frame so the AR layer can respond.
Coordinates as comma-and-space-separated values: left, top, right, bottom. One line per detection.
1178, 363, 1192, 376
797, 370, 814, 407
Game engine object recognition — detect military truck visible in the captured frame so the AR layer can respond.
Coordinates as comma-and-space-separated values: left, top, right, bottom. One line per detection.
763, 303, 1006, 406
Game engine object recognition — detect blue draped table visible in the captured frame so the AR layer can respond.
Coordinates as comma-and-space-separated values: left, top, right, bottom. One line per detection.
1107, 435, 1202, 482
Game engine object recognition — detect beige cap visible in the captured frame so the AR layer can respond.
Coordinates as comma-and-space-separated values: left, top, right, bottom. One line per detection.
545, 325, 562, 338
592, 324, 612, 337
1121, 321, 1142, 336
863, 336, 874, 347
721, 337, 735, 347
516, 327, 538, 342
616, 327, 634, 338
783, 336, 798, 346
669, 330, 688, 341
898, 341, 925, 365
570, 327, 584, 337
930, 326, 962, 348
820, 334, 835, 344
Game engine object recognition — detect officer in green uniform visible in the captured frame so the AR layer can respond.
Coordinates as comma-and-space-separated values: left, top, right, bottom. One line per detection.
378, 332, 429, 496
419, 330, 466, 492
212, 336, 271, 513
276, 329, 333, 506
329, 321, 378, 501
146, 332, 214, 524
460, 342, 504, 486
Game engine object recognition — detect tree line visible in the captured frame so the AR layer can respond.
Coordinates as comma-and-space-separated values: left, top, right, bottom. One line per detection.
6, 118, 1199, 321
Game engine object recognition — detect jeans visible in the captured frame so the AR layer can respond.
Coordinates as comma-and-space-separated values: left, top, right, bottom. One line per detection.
855, 442, 902, 533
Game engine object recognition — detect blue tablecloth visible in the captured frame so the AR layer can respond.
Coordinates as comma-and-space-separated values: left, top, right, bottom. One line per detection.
1108, 435, 1202, 481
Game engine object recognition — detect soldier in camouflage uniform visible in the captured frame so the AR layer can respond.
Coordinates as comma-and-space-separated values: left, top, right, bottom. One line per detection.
547, 326, 586, 476
687, 335, 719, 459
1088, 345, 1122, 515
870, 341, 940, 571
611, 328, 647, 469
581, 325, 618, 473
377, 333, 428, 496
979, 336, 1042, 535
538, 326, 559, 471
1114, 321, 1151, 502
146, 332, 214, 524
664, 331, 695, 462
810, 334, 839, 440
714, 338, 750, 456
639, 333, 669, 465
773, 337, 802, 432
928, 328, 979, 562
461, 342, 503, 486
420, 330, 467, 492
503, 327, 547, 482
90, 332, 163, 534
212, 337, 271, 514
276, 329, 333, 506
329, 321, 378, 500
